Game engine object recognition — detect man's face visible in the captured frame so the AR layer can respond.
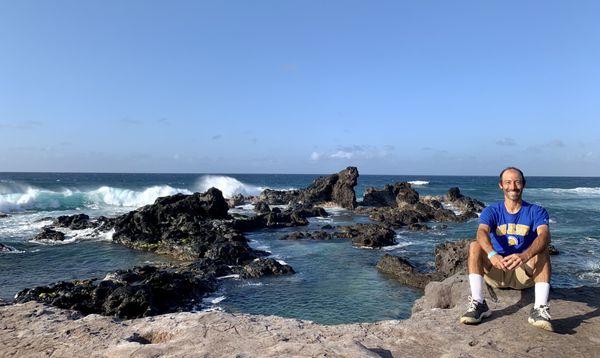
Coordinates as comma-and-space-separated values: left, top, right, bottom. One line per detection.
499, 169, 525, 201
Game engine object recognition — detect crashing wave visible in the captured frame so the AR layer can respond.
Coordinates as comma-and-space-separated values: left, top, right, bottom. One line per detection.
195, 175, 265, 198
408, 180, 429, 186
0, 184, 191, 213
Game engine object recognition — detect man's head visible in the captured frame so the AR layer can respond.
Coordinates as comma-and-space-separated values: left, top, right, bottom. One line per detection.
499, 166, 526, 202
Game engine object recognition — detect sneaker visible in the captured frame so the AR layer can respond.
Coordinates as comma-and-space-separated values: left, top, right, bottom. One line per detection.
460, 296, 491, 324
528, 305, 553, 331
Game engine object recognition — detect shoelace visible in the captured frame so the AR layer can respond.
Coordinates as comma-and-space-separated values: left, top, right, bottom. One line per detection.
536, 305, 551, 320
467, 296, 479, 312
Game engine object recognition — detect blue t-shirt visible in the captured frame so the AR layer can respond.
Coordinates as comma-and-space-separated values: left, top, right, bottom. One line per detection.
479, 200, 549, 255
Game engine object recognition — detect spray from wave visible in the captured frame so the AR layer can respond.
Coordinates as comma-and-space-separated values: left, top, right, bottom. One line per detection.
195, 175, 265, 198
0, 184, 191, 213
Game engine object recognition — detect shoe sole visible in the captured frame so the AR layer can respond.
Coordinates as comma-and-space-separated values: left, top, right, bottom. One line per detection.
528, 317, 554, 331
460, 310, 491, 324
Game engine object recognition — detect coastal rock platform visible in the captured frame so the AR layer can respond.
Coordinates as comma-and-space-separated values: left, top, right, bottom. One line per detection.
2, 275, 598, 357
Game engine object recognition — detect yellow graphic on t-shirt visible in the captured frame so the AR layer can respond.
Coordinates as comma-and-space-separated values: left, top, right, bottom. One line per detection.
507, 236, 518, 246
495, 224, 530, 237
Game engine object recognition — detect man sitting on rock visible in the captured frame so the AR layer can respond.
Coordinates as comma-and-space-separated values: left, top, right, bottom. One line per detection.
460, 167, 553, 331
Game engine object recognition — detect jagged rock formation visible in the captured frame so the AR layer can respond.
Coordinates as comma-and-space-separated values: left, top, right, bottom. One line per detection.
258, 167, 359, 209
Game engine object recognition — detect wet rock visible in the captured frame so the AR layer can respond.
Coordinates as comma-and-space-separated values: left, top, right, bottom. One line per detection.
376, 254, 438, 289
180, 258, 235, 279
335, 223, 396, 248
53, 213, 92, 230
0, 243, 15, 252
362, 182, 419, 207
0, 212, 8, 218
254, 201, 271, 214
263, 211, 309, 228
287, 205, 329, 219
238, 258, 295, 278
279, 231, 333, 241
32, 228, 65, 242
444, 187, 485, 213
258, 189, 301, 205
549, 244, 559, 255
369, 208, 430, 228
14, 265, 217, 319
321, 224, 334, 230
227, 194, 246, 208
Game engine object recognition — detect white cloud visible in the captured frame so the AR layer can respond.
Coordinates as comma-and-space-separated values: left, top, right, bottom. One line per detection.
310, 152, 322, 161
330, 150, 354, 159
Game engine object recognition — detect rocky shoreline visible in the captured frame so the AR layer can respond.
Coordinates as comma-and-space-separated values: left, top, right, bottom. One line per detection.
2, 274, 598, 357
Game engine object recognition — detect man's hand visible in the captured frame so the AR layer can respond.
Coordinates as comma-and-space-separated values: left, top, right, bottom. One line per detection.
503, 254, 525, 271
490, 254, 508, 271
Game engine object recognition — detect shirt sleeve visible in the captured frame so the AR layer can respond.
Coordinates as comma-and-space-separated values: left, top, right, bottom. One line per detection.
533, 206, 550, 230
478, 206, 495, 227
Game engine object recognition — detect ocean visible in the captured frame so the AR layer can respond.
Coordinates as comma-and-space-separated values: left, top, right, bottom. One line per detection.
1, 172, 599, 324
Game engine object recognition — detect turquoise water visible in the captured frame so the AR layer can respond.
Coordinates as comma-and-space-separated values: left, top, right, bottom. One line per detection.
1, 173, 599, 324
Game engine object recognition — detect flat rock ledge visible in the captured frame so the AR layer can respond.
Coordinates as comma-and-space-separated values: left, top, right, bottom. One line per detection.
1, 274, 598, 357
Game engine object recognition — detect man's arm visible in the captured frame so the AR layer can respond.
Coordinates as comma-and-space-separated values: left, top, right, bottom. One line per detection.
477, 224, 508, 271
504, 224, 550, 270
520, 224, 550, 262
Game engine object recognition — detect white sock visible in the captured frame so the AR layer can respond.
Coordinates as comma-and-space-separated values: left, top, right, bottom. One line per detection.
534, 282, 550, 308
469, 273, 484, 303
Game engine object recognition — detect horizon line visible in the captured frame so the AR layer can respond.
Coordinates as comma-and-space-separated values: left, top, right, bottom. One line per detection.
1, 170, 599, 178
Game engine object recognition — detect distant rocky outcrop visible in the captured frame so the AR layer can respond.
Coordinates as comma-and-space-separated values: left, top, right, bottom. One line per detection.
258, 167, 359, 209
358, 183, 483, 230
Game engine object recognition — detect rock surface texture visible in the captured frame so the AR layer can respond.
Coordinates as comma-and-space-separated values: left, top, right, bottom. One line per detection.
2, 274, 598, 357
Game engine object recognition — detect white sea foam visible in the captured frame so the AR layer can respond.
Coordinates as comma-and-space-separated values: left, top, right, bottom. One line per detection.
276, 259, 288, 265
217, 274, 240, 280
383, 241, 414, 251
408, 180, 429, 186
0, 184, 191, 213
529, 187, 600, 197
195, 175, 265, 198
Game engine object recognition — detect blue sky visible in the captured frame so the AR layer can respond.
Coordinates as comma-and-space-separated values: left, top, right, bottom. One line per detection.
1, 1, 599, 175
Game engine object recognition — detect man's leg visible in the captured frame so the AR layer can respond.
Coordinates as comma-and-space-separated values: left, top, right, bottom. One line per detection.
461, 241, 492, 324
468, 240, 492, 303
524, 249, 553, 331
524, 248, 552, 306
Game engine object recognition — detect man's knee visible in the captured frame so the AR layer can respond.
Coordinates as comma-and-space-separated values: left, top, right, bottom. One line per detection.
469, 241, 484, 258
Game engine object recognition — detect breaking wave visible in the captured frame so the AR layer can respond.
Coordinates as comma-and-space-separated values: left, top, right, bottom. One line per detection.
0, 184, 191, 213
408, 180, 429, 186
195, 175, 265, 198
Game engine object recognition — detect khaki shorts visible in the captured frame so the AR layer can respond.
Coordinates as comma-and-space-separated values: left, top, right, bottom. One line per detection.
484, 265, 535, 290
